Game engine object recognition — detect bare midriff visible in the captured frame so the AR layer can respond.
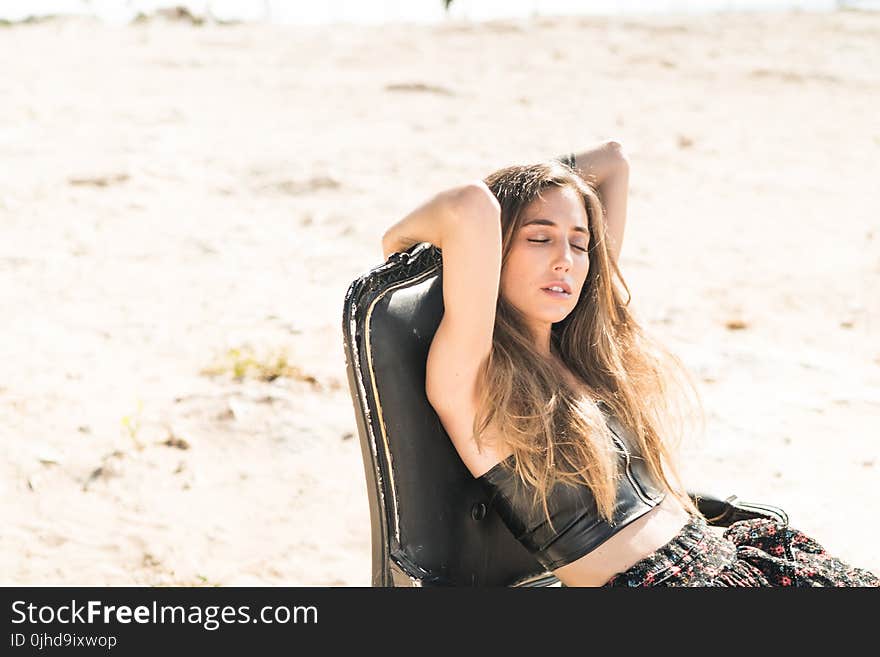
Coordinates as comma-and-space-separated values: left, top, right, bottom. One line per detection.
550, 492, 692, 587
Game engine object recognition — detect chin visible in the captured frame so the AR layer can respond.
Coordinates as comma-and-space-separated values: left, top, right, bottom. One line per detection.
547, 302, 577, 319
511, 297, 574, 325
531, 308, 573, 324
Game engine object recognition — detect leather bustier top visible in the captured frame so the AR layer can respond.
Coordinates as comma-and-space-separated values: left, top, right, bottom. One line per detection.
476, 411, 667, 571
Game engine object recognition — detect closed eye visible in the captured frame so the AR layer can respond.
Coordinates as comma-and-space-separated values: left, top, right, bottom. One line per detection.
527, 238, 588, 253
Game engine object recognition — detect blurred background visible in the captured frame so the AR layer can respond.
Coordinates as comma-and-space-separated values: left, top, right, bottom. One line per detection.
3, 1, 880, 24
1, 1, 877, 585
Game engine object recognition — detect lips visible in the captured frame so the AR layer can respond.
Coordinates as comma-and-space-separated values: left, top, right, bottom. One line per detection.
541, 281, 572, 294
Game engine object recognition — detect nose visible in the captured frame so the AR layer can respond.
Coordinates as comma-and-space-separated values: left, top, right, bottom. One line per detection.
552, 243, 574, 272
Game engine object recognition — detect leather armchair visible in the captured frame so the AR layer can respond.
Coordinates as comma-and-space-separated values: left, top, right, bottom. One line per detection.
342, 242, 788, 586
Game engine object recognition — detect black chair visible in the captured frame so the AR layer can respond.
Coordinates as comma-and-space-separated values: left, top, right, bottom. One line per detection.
342, 242, 789, 587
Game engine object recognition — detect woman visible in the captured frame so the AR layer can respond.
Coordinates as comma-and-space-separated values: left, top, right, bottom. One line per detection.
380, 142, 879, 587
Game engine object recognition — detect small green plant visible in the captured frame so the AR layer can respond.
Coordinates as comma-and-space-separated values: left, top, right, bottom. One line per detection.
200, 345, 318, 386
121, 399, 145, 450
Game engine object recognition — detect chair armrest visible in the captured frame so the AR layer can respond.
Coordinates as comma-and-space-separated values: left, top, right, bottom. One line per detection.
388, 552, 560, 587
688, 490, 790, 528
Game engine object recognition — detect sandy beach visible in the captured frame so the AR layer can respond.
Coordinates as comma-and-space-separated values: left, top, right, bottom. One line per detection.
1, 9, 878, 585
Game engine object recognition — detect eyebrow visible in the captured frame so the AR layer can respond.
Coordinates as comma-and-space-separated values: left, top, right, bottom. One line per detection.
521, 218, 589, 235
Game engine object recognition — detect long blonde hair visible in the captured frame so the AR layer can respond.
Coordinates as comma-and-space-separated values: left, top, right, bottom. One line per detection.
473, 160, 705, 532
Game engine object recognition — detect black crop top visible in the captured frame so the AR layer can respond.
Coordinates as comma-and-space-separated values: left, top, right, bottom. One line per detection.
476, 411, 667, 571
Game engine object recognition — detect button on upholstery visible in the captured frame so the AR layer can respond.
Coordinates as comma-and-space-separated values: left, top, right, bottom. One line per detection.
472, 502, 487, 521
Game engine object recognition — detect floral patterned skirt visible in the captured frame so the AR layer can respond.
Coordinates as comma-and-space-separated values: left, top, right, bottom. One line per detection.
602, 513, 880, 587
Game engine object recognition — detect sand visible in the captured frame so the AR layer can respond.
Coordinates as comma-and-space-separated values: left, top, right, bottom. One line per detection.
1, 10, 878, 585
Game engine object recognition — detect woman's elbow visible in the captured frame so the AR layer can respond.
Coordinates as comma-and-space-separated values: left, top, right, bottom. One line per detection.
446, 181, 501, 225
605, 140, 630, 168
381, 232, 394, 260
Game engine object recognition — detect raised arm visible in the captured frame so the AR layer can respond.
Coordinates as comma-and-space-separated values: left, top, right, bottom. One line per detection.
568, 141, 630, 267
382, 183, 503, 473
381, 181, 497, 260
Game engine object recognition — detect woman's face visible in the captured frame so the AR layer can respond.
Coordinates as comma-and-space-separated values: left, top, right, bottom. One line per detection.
500, 184, 591, 338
